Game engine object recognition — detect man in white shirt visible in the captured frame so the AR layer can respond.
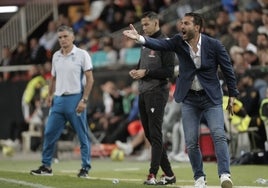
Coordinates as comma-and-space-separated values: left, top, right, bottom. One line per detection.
31, 25, 94, 178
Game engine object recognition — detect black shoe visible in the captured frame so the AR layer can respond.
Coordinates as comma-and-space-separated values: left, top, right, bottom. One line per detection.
30, 165, 53, 176
157, 174, 176, 185
77, 168, 89, 178
143, 173, 157, 185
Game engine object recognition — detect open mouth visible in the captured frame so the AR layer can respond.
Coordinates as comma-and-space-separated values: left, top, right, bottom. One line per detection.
181, 31, 186, 37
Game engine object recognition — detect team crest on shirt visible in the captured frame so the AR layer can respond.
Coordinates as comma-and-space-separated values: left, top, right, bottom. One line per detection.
148, 50, 156, 58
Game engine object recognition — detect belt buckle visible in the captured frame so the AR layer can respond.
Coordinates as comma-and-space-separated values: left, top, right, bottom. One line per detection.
190, 89, 204, 95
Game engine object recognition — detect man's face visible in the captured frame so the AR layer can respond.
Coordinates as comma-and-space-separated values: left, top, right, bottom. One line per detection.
257, 34, 268, 48
57, 30, 74, 48
179, 16, 197, 41
141, 17, 158, 36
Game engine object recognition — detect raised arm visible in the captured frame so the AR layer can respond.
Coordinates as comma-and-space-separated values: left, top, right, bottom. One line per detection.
123, 24, 142, 42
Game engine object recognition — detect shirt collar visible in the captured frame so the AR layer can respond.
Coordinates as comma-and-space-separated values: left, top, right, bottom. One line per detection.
60, 45, 77, 56
197, 34, 201, 48
151, 30, 162, 38
185, 34, 202, 49
185, 34, 202, 55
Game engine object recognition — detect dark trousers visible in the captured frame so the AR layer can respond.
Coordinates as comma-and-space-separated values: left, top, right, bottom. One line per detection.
139, 88, 174, 176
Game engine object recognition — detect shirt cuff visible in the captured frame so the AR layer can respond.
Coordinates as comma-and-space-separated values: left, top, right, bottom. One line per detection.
137, 36, 145, 44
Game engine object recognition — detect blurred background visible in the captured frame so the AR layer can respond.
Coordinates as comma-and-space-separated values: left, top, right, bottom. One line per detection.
0, 0, 268, 164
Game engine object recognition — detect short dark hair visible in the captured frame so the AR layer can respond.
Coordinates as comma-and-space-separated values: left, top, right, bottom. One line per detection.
185, 12, 203, 32
258, 32, 268, 39
57, 25, 74, 34
141, 11, 159, 20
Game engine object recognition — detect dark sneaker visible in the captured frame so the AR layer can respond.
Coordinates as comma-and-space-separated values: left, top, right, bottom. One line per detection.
143, 173, 157, 185
30, 165, 53, 176
77, 168, 89, 178
158, 174, 176, 185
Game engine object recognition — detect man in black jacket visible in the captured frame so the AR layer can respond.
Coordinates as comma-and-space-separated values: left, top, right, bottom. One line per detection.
128, 11, 176, 185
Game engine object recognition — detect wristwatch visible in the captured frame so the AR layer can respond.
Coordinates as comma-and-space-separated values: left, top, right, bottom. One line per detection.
81, 98, 88, 104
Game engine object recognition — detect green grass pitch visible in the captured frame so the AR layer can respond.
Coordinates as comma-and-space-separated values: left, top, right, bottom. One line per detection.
0, 153, 267, 188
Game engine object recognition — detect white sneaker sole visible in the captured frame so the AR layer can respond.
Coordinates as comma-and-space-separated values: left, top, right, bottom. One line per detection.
221, 180, 233, 188
30, 172, 53, 176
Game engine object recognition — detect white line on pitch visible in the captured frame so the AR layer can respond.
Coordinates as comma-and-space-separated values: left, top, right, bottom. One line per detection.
114, 167, 140, 171
0, 177, 54, 188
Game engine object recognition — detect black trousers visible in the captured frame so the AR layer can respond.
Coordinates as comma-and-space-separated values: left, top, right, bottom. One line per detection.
139, 88, 174, 176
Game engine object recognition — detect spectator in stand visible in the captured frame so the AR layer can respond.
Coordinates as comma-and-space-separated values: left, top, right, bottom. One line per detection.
237, 32, 257, 54
101, 37, 118, 66
162, 83, 189, 162
220, 22, 242, 54
56, 14, 71, 27
242, 50, 260, 67
29, 38, 48, 65
42, 61, 52, 81
94, 20, 111, 39
242, 21, 258, 45
122, 9, 139, 28
257, 32, 268, 50
243, 7, 254, 23
84, 0, 105, 22
204, 20, 220, 39
248, 5, 263, 28
257, 33, 268, 67
215, 9, 230, 36
0, 46, 12, 82
21, 65, 47, 126
233, 10, 244, 23
39, 20, 58, 59
9, 42, 30, 81
237, 72, 261, 117
130, 0, 151, 18
256, 33, 268, 67
258, 11, 268, 36
0, 46, 11, 66
98, 81, 126, 143
161, 21, 177, 37
116, 122, 152, 161
72, 8, 87, 34
87, 34, 101, 53
74, 27, 89, 47
99, 0, 125, 32
114, 81, 151, 161
221, 0, 238, 21
10, 42, 30, 66
258, 48, 268, 67
118, 37, 138, 64
158, 0, 176, 13
229, 46, 246, 75
110, 81, 141, 143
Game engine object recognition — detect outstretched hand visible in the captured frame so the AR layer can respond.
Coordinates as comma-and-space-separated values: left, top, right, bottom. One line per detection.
123, 24, 140, 41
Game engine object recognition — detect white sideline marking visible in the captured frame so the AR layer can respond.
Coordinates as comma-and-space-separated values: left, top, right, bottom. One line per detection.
114, 167, 140, 171
0, 177, 54, 188
62, 170, 263, 188
88, 176, 141, 182
84, 176, 263, 188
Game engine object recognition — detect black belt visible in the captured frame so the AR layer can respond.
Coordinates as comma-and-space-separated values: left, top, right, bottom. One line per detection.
61, 93, 80, 96
188, 89, 206, 95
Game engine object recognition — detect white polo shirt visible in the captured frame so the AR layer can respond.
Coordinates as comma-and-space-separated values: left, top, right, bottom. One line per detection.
51, 45, 93, 96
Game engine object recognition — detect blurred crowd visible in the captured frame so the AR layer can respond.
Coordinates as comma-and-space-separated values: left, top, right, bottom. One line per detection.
0, 0, 268, 162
